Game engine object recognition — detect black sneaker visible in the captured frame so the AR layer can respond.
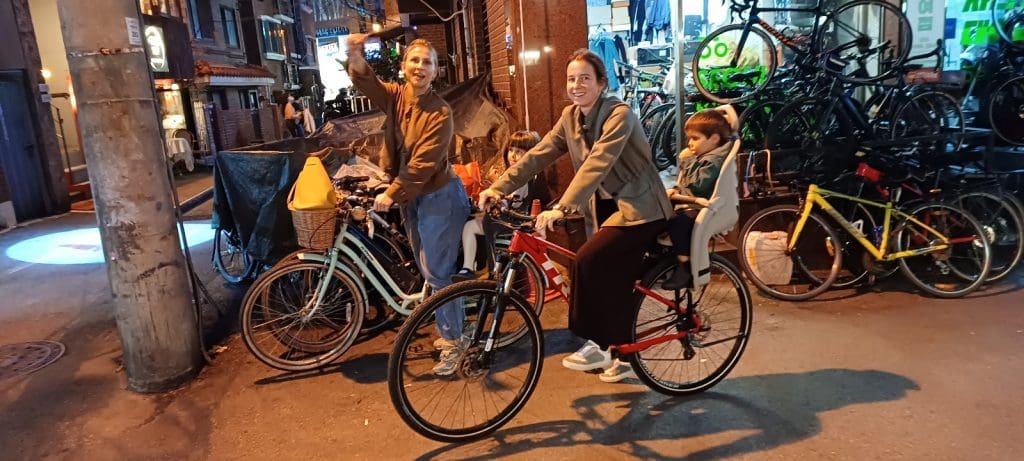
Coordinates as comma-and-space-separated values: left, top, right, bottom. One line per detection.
451, 267, 477, 283
661, 262, 692, 291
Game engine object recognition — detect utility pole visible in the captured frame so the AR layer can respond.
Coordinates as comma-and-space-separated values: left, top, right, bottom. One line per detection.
57, 0, 203, 392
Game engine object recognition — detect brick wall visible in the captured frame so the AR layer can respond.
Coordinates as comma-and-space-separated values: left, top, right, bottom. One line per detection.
484, 0, 512, 109
417, 23, 448, 60
213, 103, 281, 150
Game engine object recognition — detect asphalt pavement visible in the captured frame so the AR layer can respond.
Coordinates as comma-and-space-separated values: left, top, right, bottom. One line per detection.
1, 208, 1022, 460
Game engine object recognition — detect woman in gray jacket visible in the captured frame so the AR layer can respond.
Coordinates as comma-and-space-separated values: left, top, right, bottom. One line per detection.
480, 49, 673, 383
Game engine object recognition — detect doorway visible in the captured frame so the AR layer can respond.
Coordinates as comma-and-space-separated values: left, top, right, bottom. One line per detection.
0, 70, 49, 221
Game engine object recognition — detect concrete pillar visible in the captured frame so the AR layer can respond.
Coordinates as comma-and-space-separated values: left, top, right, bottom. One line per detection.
57, 0, 204, 392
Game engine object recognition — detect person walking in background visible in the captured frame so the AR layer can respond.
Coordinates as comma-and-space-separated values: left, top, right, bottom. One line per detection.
284, 94, 305, 137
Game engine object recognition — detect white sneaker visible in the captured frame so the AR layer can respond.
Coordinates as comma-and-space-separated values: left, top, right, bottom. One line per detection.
599, 359, 636, 383
432, 339, 463, 376
433, 321, 477, 350
561, 340, 612, 371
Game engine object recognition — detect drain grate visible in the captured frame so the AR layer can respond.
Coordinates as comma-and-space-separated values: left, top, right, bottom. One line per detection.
0, 341, 66, 381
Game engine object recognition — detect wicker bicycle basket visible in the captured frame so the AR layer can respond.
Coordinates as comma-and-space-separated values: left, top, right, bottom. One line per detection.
290, 208, 337, 250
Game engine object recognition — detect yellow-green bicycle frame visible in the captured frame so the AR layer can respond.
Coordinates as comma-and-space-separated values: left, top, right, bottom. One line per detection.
789, 184, 955, 261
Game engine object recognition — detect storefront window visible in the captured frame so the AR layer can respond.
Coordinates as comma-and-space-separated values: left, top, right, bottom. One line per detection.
261, 18, 287, 58
139, 0, 183, 18
158, 87, 187, 131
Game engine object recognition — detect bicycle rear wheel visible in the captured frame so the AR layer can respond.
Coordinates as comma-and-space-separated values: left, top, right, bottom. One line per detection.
895, 203, 992, 298
213, 227, 255, 284
692, 24, 779, 104
738, 204, 843, 301
817, 0, 912, 83
989, 76, 1024, 145
387, 280, 543, 443
240, 262, 365, 371
955, 191, 1024, 282
627, 255, 752, 396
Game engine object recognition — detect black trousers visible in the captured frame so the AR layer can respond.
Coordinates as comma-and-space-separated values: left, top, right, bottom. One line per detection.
667, 209, 700, 257
569, 219, 667, 348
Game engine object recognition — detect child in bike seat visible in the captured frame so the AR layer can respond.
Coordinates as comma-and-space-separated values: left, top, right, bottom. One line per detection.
662, 107, 737, 290
452, 130, 549, 282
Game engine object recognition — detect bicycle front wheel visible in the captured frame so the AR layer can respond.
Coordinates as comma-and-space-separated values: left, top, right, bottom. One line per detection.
240, 262, 365, 371
895, 203, 992, 298
692, 24, 779, 104
628, 254, 752, 396
387, 280, 544, 443
739, 204, 843, 301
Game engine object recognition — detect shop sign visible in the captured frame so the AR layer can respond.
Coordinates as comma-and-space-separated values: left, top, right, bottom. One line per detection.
907, 0, 946, 61
316, 27, 350, 38
145, 25, 169, 72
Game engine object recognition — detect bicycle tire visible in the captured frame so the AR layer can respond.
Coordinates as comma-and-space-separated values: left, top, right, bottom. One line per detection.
628, 254, 752, 396
639, 102, 676, 139
650, 108, 679, 171
737, 98, 785, 149
988, 75, 1024, 145
240, 261, 365, 371
895, 202, 992, 298
692, 24, 779, 104
387, 280, 544, 443
890, 90, 966, 153
992, 0, 1024, 51
738, 204, 843, 301
817, 0, 912, 84
955, 191, 1024, 282
213, 227, 255, 284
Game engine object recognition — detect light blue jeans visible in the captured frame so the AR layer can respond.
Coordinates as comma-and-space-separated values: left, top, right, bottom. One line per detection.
403, 177, 471, 340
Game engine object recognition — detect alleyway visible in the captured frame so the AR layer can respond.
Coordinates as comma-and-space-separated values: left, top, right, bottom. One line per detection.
1, 205, 1023, 459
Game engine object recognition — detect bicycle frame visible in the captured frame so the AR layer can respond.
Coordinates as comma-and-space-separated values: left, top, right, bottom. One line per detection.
789, 184, 977, 261
492, 227, 706, 355
731, 0, 827, 65
298, 211, 426, 318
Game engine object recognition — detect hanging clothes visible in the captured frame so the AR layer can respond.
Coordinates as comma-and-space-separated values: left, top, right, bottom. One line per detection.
588, 33, 620, 91
646, 0, 671, 32
629, 0, 647, 45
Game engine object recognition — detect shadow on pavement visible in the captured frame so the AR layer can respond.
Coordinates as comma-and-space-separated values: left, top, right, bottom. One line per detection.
415, 368, 919, 460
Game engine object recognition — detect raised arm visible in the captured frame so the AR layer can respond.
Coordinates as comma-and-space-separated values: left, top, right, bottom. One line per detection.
345, 34, 397, 109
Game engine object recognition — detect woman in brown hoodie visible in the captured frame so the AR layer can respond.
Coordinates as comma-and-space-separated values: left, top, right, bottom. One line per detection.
347, 35, 471, 376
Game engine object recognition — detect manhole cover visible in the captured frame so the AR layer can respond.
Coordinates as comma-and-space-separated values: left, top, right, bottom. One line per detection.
0, 341, 66, 381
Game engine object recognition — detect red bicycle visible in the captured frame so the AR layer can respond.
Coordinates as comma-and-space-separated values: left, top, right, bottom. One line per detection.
386, 205, 753, 442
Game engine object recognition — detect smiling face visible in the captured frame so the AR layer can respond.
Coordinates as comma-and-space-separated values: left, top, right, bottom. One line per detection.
402, 45, 437, 94
566, 59, 606, 114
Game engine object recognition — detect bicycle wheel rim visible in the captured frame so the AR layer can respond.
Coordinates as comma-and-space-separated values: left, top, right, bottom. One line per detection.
956, 192, 1024, 282
819, 0, 912, 83
241, 262, 364, 370
692, 25, 778, 104
739, 205, 842, 301
993, 0, 1024, 50
896, 204, 992, 298
629, 256, 751, 396
213, 228, 252, 283
990, 77, 1024, 145
388, 281, 543, 442
738, 99, 784, 150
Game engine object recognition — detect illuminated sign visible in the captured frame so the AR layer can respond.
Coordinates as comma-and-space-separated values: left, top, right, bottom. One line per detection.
145, 25, 168, 72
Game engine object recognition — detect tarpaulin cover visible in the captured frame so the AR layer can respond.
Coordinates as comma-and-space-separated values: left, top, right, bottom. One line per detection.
212, 150, 306, 262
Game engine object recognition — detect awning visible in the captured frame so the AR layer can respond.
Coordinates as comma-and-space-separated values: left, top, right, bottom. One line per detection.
194, 60, 277, 87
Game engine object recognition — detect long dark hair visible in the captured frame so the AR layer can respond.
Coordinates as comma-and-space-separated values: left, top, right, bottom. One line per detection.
566, 48, 608, 87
